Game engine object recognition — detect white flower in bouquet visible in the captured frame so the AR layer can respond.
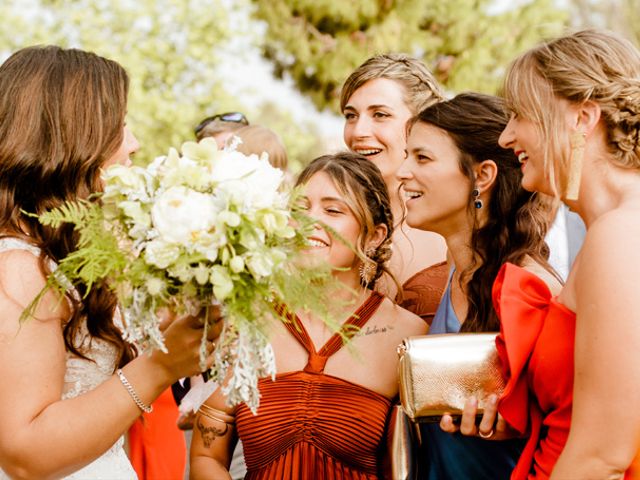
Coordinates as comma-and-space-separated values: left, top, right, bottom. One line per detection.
28, 137, 336, 413
151, 186, 219, 246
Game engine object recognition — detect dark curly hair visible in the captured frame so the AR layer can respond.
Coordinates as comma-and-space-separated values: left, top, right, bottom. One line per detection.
409, 92, 558, 332
0, 45, 136, 368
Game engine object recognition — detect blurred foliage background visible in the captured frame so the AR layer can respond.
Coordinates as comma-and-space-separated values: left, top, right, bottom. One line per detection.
0, 0, 638, 170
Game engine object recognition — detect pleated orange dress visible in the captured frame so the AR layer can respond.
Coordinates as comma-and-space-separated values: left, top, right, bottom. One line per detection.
235, 291, 392, 479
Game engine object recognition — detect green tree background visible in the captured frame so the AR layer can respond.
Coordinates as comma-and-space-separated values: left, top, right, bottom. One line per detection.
2, 0, 637, 170
0, 0, 325, 169
251, 0, 569, 111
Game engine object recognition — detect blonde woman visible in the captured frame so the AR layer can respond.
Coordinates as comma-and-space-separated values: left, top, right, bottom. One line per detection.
341, 54, 448, 322
494, 30, 640, 478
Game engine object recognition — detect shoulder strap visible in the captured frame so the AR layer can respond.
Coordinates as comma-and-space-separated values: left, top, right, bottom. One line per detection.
317, 291, 384, 359
279, 306, 317, 355
279, 292, 385, 374
0, 237, 41, 256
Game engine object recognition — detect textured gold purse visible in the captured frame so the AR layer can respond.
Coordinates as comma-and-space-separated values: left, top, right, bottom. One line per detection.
397, 333, 505, 422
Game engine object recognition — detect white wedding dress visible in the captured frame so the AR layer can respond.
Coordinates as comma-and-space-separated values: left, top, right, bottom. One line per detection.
0, 238, 137, 479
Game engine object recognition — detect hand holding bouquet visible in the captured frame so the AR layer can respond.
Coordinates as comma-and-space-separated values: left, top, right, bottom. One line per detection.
30, 138, 334, 413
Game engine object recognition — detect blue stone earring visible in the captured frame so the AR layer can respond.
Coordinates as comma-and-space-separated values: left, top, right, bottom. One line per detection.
472, 188, 483, 209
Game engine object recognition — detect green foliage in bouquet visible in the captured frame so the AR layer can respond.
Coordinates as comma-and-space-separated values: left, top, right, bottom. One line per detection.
23, 138, 343, 413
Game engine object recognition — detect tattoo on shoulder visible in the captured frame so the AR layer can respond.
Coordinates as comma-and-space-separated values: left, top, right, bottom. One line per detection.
196, 418, 229, 448
355, 324, 394, 336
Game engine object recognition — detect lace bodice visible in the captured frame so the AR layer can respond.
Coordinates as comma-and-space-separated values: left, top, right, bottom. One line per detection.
0, 237, 137, 479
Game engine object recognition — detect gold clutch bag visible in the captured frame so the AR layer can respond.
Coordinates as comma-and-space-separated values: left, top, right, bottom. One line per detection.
397, 333, 505, 423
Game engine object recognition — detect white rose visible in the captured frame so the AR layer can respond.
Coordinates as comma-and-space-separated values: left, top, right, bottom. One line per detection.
144, 239, 180, 269
210, 154, 283, 210
152, 186, 218, 246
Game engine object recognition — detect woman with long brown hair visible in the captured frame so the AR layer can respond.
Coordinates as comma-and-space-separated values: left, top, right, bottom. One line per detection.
397, 93, 561, 479
341, 54, 448, 323
0, 45, 212, 479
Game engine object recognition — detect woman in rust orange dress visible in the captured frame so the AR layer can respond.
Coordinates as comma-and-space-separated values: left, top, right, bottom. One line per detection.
189, 152, 427, 479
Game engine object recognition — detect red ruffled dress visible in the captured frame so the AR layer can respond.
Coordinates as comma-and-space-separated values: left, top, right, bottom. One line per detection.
235, 292, 392, 479
492, 263, 575, 479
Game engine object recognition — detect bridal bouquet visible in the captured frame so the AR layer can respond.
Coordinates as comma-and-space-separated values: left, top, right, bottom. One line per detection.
31, 138, 334, 413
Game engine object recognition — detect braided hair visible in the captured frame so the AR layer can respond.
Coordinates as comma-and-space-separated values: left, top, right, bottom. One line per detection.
295, 152, 398, 289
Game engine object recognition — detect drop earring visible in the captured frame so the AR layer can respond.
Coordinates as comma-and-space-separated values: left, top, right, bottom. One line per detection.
566, 130, 586, 201
359, 247, 377, 286
472, 187, 483, 209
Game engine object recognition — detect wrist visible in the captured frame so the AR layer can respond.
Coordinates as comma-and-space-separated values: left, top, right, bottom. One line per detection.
132, 351, 175, 389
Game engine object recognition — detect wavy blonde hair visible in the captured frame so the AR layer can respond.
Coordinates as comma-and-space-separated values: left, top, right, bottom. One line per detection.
340, 53, 445, 115
503, 29, 640, 195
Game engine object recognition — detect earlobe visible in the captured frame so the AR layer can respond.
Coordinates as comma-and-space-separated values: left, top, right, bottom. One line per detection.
576, 100, 601, 135
473, 160, 498, 193
366, 224, 388, 251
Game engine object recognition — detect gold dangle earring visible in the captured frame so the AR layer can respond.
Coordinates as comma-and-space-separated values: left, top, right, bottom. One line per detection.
359, 247, 377, 286
566, 130, 586, 201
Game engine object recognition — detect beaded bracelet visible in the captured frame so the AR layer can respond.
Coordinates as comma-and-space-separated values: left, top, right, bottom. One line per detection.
116, 369, 153, 414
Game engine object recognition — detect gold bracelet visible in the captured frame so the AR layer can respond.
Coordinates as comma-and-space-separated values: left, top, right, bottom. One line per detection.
116, 369, 153, 414
197, 403, 235, 425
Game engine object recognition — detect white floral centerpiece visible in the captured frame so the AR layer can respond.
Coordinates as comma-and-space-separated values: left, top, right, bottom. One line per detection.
28, 137, 334, 413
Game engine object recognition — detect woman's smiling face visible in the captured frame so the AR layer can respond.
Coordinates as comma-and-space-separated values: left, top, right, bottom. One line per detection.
342, 78, 413, 186
301, 171, 363, 272
398, 122, 473, 236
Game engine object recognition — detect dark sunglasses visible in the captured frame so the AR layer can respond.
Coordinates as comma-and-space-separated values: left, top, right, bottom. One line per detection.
194, 112, 249, 136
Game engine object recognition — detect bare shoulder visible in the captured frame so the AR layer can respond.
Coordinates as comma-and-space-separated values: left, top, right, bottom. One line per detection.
379, 296, 428, 337
520, 258, 563, 296
583, 206, 640, 252
577, 207, 640, 286
0, 248, 69, 329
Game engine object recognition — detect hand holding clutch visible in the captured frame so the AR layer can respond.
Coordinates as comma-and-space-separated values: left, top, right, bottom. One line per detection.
440, 393, 519, 441
397, 333, 505, 423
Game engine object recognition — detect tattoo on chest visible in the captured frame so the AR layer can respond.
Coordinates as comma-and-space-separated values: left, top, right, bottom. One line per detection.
355, 324, 394, 336
197, 418, 229, 448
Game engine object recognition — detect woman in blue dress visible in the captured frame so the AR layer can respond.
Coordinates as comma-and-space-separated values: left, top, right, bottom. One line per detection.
397, 92, 562, 479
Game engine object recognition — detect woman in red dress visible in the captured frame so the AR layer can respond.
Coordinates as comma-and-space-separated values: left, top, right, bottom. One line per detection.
189, 152, 427, 479
495, 29, 640, 478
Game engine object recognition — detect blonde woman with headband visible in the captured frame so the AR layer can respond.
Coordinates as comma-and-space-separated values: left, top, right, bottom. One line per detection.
483, 29, 640, 479
341, 54, 448, 323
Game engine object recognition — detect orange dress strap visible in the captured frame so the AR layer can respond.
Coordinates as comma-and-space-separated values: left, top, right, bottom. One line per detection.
282, 291, 384, 374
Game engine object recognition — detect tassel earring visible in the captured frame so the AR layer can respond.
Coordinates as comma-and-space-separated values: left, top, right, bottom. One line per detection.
359, 247, 377, 286
472, 187, 483, 209
566, 131, 586, 201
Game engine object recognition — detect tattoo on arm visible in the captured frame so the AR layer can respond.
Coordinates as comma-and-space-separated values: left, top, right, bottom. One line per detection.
196, 418, 229, 448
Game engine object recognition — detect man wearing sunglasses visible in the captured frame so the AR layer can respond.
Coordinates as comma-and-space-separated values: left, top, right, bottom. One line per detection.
194, 111, 249, 146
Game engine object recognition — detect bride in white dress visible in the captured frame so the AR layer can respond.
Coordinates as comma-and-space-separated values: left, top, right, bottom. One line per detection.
0, 46, 214, 479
